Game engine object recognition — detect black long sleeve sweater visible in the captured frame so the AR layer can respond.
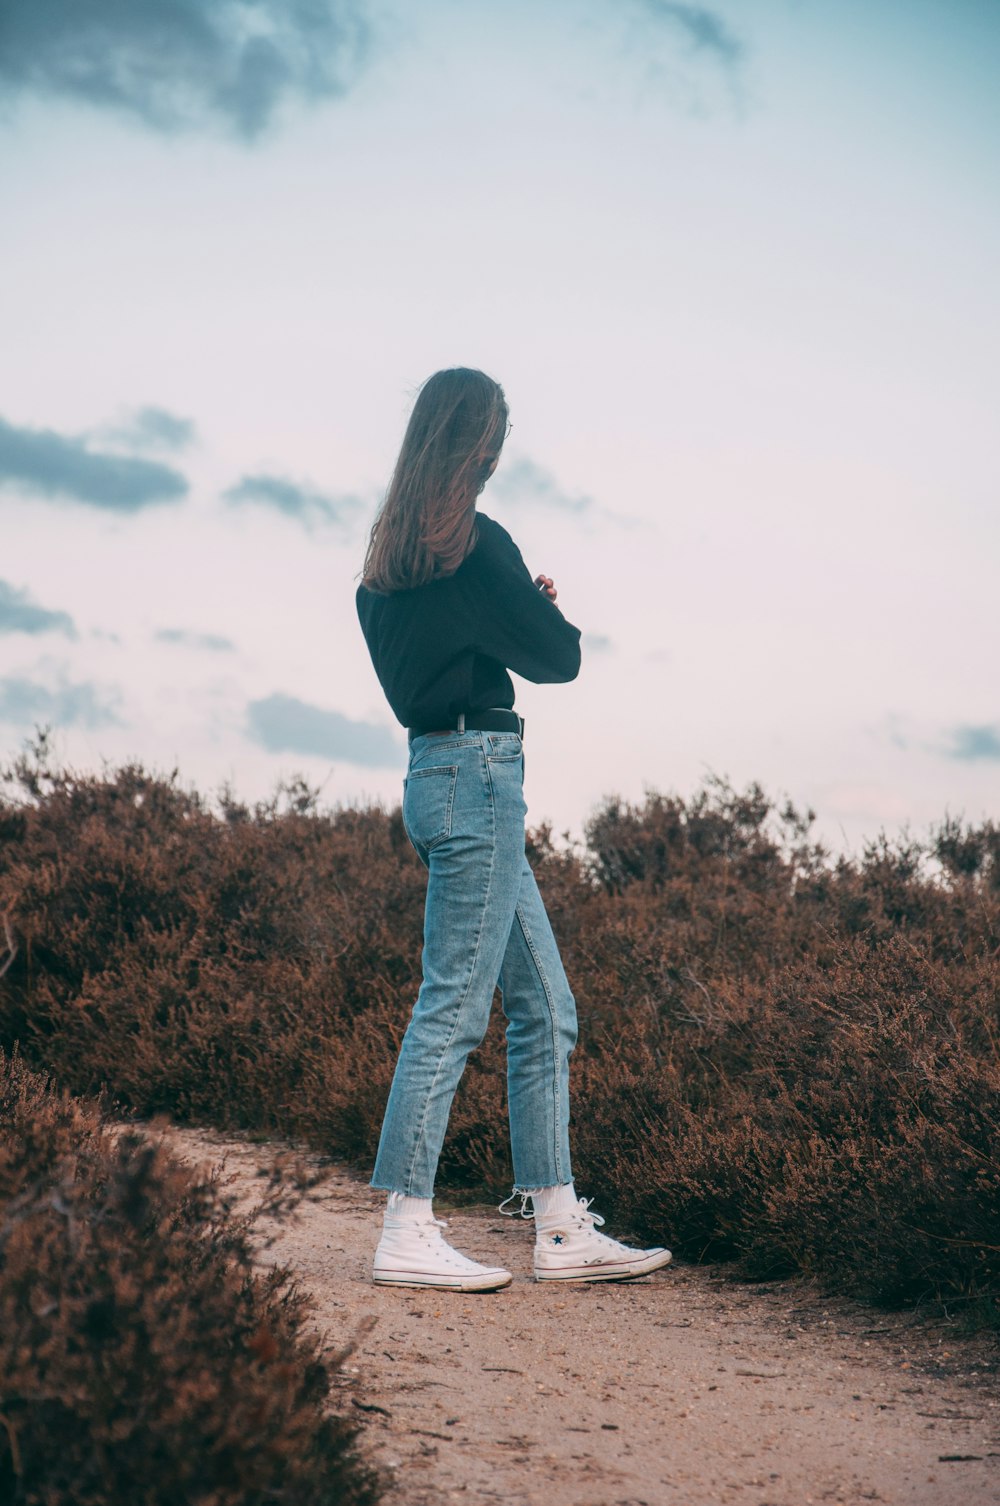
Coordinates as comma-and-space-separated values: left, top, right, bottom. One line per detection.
355, 510, 582, 729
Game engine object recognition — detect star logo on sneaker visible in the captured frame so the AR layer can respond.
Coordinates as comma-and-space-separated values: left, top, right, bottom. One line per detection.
551, 1234, 564, 1245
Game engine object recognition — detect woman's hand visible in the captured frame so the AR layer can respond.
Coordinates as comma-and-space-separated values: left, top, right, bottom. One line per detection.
534, 573, 557, 601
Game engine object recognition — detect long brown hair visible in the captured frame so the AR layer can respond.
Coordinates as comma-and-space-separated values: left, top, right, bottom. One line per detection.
361, 367, 508, 592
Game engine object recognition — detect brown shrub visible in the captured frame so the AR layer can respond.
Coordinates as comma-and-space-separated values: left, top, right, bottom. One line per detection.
1, 727, 998, 1328
0, 1045, 381, 1506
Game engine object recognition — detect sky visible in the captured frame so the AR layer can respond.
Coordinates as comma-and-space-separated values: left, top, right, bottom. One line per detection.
2, 0, 998, 861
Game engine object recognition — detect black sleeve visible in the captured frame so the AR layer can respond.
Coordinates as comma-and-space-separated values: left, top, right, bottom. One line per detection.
470, 518, 582, 683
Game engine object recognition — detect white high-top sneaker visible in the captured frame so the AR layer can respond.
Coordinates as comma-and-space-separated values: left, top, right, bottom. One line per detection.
532, 1196, 673, 1283
373, 1197, 512, 1291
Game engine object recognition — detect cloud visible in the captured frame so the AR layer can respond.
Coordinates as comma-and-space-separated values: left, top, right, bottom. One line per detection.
246, 693, 399, 767
944, 724, 1000, 762
0, 0, 373, 141
490, 453, 645, 530
155, 627, 236, 652
607, 0, 748, 115
0, 414, 188, 511
105, 406, 197, 452
223, 473, 364, 532
582, 632, 614, 653
634, 2, 745, 68
884, 712, 1000, 763
0, 580, 77, 639
491, 457, 595, 516
0, 673, 124, 729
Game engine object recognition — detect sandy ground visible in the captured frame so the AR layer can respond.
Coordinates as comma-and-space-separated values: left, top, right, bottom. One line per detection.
145, 1122, 998, 1506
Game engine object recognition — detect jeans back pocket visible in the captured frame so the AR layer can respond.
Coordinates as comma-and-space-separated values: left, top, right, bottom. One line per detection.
486, 732, 523, 761
403, 765, 459, 850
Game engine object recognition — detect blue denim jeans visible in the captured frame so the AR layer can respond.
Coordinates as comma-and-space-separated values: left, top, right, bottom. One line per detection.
370, 728, 578, 1198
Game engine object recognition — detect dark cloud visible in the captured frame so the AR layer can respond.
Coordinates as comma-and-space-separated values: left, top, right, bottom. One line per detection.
491, 457, 595, 516
155, 627, 236, 652
246, 693, 398, 767
490, 454, 645, 530
0, 414, 188, 511
945, 724, 1000, 762
105, 406, 197, 452
0, 580, 77, 639
0, 0, 372, 141
0, 673, 124, 729
635, 2, 745, 68
223, 473, 363, 532
612, 0, 747, 114
582, 632, 614, 653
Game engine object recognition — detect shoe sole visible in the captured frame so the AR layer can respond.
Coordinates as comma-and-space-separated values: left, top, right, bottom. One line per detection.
534, 1248, 673, 1283
372, 1269, 513, 1292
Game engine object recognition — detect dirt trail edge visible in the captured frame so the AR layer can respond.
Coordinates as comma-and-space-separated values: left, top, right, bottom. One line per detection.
148, 1123, 998, 1506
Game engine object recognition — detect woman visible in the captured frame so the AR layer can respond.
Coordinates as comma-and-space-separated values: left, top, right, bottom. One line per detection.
355, 367, 672, 1291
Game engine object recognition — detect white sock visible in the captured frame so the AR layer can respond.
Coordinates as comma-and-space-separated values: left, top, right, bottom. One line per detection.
385, 1191, 434, 1221
529, 1181, 579, 1218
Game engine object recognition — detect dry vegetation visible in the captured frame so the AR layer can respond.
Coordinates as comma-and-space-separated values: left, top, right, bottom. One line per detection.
1, 726, 998, 1354
0, 1045, 381, 1506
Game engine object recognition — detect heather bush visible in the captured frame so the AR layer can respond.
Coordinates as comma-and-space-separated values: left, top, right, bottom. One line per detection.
0, 1045, 381, 1506
1, 727, 998, 1328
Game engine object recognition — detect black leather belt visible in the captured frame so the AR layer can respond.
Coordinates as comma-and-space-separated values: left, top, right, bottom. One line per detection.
407, 708, 525, 742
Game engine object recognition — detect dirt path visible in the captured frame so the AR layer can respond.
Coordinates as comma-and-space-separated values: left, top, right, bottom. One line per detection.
150, 1122, 998, 1506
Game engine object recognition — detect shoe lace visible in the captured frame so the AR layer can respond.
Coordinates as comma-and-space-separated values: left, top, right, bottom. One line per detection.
497, 1191, 610, 1231
416, 1215, 450, 1240
497, 1189, 535, 1220
565, 1199, 640, 1257
412, 1216, 496, 1272
570, 1196, 605, 1229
